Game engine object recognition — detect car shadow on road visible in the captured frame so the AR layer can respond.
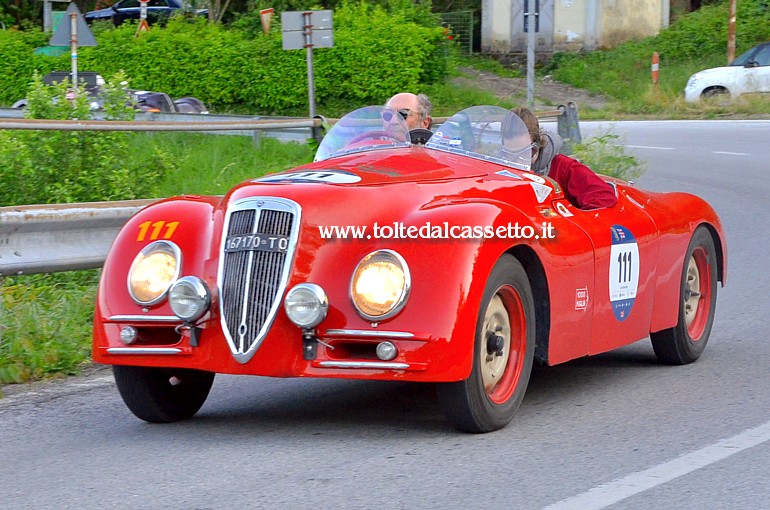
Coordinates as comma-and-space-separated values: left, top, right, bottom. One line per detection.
159, 340, 666, 436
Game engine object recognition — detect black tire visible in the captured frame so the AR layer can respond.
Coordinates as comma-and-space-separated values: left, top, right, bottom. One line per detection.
173, 97, 208, 114
113, 365, 215, 423
438, 255, 536, 433
702, 87, 728, 100
650, 227, 718, 365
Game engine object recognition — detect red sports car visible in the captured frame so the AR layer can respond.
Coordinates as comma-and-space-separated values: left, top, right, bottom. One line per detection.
93, 105, 726, 432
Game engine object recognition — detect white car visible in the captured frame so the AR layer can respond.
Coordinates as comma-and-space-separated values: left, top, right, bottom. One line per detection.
684, 42, 770, 102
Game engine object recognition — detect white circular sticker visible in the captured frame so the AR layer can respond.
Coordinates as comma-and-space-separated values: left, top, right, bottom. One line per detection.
256, 170, 361, 184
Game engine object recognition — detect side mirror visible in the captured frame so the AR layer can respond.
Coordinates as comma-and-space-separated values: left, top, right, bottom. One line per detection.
744, 59, 760, 68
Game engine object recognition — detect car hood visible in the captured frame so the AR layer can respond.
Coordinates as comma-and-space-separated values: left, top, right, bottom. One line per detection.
689, 66, 737, 83
251, 147, 490, 187
220, 146, 548, 231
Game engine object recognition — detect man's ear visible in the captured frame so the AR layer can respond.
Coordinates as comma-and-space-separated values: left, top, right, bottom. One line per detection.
423, 116, 433, 129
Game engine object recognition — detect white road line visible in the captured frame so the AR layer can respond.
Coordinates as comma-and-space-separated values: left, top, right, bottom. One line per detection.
625, 145, 675, 150
543, 419, 770, 510
712, 151, 750, 156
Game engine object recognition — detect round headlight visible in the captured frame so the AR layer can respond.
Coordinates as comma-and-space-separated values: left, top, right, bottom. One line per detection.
285, 283, 328, 328
169, 276, 211, 322
350, 250, 410, 320
128, 241, 181, 306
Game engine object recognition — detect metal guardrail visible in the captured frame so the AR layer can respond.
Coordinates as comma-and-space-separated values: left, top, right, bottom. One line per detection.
0, 105, 581, 145
0, 105, 580, 276
0, 200, 153, 276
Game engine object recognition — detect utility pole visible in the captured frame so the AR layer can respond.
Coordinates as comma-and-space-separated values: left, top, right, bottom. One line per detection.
727, 0, 737, 63
526, 1, 537, 108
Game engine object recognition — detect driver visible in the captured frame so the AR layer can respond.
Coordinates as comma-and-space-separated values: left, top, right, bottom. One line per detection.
385, 93, 433, 144
503, 106, 618, 210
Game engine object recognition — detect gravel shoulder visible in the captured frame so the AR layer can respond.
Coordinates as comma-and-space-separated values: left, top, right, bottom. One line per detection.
452, 67, 609, 111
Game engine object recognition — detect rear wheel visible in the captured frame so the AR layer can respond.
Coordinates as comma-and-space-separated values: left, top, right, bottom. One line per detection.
113, 365, 215, 423
438, 255, 535, 433
650, 227, 718, 364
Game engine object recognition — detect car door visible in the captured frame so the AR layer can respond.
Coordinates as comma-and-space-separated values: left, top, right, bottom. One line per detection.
743, 44, 770, 95
147, 0, 172, 24
113, 0, 141, 25
551, 190, 659, 356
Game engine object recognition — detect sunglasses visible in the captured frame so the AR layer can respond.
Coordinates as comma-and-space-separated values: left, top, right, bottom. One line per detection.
500, 142, 539, 162
382, 109, 415, 122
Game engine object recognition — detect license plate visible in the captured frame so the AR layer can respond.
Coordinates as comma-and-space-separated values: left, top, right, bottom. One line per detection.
224, 233, 289, 253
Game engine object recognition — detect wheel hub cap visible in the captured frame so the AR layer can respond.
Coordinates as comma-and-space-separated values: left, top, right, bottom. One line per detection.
684, 255, 701, 327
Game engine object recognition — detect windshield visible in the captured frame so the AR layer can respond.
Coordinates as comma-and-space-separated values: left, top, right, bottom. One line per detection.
314, 106, 411, 162
425, 105, 532, 171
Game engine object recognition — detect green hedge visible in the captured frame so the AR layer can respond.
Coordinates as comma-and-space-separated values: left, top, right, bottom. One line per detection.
0, 1, 449, 112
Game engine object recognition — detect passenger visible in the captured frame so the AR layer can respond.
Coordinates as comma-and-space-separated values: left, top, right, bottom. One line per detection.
502, 106, 618, 210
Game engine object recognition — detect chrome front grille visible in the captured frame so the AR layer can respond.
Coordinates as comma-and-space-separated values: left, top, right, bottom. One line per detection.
218, 197, 301, 363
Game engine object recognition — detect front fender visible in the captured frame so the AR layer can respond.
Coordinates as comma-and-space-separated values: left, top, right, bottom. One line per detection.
96, 195, 223, 321
321, 199, 547, 382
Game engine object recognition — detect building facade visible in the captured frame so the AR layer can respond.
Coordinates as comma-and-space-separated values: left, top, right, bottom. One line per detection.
481, 0, 670, 53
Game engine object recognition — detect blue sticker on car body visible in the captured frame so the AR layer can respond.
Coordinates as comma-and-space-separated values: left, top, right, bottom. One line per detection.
609, 225, 640, 321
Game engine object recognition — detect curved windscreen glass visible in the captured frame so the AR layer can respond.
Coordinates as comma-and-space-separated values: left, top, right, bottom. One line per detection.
314, 106, 412, 162
425, 105, 533, 171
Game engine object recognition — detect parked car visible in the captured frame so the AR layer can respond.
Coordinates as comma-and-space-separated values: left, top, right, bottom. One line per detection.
12, 71, 208, 114
684, 41, 770, 102
85, 0, 208, 26
93, 105, 726, 433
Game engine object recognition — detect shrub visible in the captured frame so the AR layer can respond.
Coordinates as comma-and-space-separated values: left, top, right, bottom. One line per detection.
573, 130, 646, 181
0, 72, 175, 206
0, 1, 449, 113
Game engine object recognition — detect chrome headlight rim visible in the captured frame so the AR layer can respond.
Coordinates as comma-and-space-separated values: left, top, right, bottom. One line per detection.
350, 249, 411, 321
169, 276, 211, 322
284, 283, 329, 329
127, 240, 182, 306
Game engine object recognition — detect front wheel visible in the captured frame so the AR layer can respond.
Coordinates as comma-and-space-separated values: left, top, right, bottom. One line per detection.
650, 226, 718, 364
438, 255, 535, 433
113, 366, 215, 423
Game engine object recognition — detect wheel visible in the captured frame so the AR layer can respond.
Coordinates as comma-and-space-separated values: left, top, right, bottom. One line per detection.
702, 87, 728, 100
173, 97, 208, 114
438, 255, 535, 433
113, 365, 215, 423
650, 227, 718, 365
346, 130, 404, 145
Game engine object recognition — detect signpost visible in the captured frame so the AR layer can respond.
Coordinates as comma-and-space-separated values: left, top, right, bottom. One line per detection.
136, 0, 150, 37
38, 0, 71, 32
49, 3, 97, 96
260, 8, 274, 34
524, 0, 539, 108
282, 10, 334, 119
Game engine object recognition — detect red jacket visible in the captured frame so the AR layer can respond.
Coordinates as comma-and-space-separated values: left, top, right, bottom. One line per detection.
548, 154, 618, 210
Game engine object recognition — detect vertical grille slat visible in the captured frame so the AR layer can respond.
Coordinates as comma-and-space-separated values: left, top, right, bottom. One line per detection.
219, 199, 299, 362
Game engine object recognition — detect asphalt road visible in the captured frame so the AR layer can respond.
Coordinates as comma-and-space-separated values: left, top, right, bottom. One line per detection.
2, 120, 769, 510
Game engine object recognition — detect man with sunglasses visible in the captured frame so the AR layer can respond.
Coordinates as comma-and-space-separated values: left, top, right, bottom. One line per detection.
385, 92, 433, 131
503, 106, 618, 210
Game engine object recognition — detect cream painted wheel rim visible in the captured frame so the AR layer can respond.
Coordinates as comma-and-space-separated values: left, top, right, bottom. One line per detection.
481, 294, 511, 394
684, 255, 701, 328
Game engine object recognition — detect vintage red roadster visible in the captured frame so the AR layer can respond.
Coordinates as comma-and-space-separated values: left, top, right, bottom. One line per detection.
93, 105, 726, 432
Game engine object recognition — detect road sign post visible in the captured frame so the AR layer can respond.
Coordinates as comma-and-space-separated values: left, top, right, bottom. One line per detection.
49, 3, 97, 96
282, 10, 334, 122
136, 0, 150, 36
524, 0, 539, 108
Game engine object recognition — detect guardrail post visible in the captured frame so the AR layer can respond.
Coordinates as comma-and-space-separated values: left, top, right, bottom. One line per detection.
312, 115, 328, 144
557, 101, 582, 154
